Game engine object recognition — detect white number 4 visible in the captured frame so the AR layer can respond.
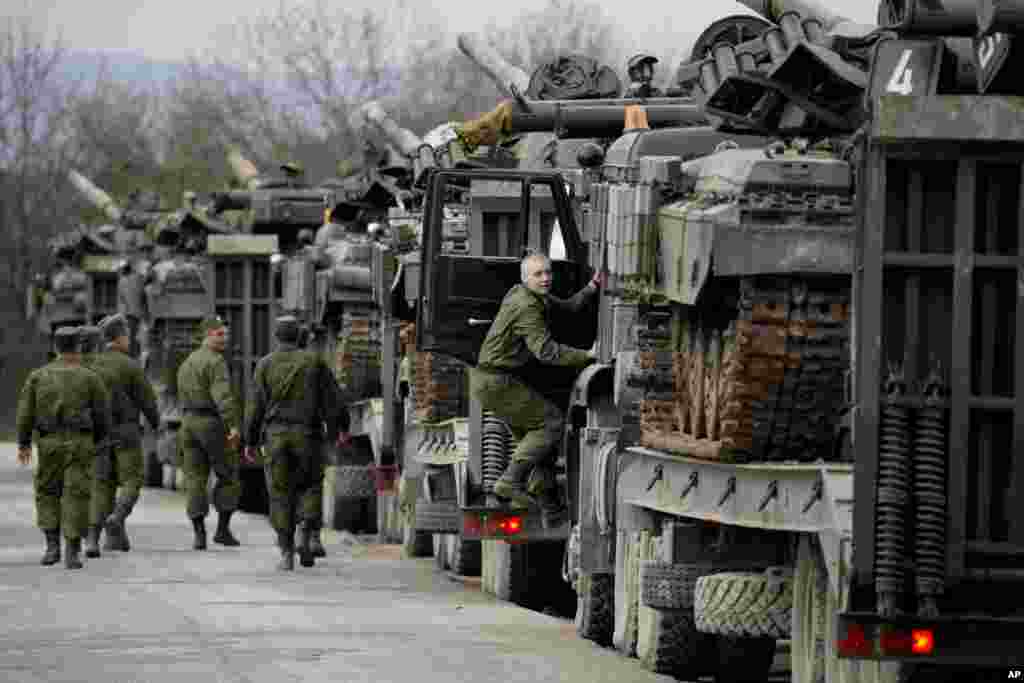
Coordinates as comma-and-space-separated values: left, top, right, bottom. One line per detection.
886, 49, 915, 95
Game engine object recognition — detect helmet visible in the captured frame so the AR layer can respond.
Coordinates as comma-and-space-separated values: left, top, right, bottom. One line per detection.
576, 142, 605, 169
627, 54, 659, 73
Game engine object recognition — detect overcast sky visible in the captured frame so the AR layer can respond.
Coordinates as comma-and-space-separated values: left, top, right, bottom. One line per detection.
15, 0, 879, 62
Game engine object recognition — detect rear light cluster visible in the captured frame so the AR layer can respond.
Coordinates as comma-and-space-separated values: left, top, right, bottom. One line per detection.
463, 512, 524, 538
838, 622, 935, 658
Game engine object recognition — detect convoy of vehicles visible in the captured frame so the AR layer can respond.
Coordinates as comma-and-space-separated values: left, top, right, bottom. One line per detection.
26, 0, 1024, 678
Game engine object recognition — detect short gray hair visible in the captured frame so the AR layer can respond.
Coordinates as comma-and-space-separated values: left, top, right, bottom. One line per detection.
521, 250, 550, 282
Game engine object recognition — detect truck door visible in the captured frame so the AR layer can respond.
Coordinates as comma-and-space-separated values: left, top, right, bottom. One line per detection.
415, 169, 597, 367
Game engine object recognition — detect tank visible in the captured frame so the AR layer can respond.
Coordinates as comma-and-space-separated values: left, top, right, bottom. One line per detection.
354, 102, 438, 184
456, 32, 531, 98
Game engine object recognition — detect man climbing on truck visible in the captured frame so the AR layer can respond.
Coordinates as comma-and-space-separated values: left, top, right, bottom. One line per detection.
470, 250, 604, 528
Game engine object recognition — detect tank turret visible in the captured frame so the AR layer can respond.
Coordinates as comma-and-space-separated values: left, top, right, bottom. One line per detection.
68, 170, 164, 231
456, 32, 531, 98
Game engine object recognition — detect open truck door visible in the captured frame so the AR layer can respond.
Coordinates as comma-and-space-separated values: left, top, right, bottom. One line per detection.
415, 169, 595, 366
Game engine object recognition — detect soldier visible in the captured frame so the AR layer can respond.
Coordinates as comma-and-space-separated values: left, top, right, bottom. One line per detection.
83, 314, 161, 558
624, 54, 662, 99
298, 323, 351, 559
244, 316, 347, 570
177, 315, 243, 550
79, 325, 102, 363
470, 251, 604, 527
16, 326, 110, 569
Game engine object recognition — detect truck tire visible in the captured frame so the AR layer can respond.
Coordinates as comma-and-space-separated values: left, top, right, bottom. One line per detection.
575, 573, 614, 646
638, 608, 716, 679
401, 520, 433, 558
433, 534, 449, 570
447, 535, 481, 577
414, 500, 461, 533
640, 560, 712, 610
144, 450, 162, 488
493, 541, 529, 605
713, 635, 776, 683
694, 569, 793, 638
334, 465, 376, 498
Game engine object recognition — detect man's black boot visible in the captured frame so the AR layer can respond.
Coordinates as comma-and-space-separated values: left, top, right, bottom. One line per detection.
191, 516, 207, 550
213, 511, 240, 546
276, 529, 295, 572
84, 525, 102, 558
106, 494, 138, 552
298, 523, 316, 568
493, 461, 534, 508
40, 529, 61, 566
65, 538, 84, 570
309, 523, 326, 558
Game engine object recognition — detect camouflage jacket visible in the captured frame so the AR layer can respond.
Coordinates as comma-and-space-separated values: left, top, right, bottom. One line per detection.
245, 343, 349, 444
176, 345, 241, 431
16, 360, 111, 448
477, 283, 596, 371
89, 350, 160, 436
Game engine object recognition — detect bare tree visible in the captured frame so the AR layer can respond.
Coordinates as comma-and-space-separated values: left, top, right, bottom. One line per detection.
0, 16, 78, 319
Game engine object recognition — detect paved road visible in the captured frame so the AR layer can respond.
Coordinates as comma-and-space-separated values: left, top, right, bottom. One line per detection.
0, 444, 678, 683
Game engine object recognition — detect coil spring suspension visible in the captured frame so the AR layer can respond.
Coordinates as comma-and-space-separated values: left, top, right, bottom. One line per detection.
875, 362, 912, 617
914, 367, 948, 617
481, 410, 512, 496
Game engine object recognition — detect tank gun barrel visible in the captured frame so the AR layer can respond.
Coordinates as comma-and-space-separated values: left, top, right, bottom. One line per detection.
68, 169, 123, 223
510, 101, 707, 137
733, 0, 864, 32
357, 101, 437, 182
457, 33, 531, 98
227, 147, 262, 190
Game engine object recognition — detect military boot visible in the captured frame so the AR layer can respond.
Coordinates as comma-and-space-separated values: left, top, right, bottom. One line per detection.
492, 460, 534, 509
65, 538, 84, 570
276, 529, 295, 572
298, 523, 316, 568
105, 494, 138, 552
213, 511, 240, 546
85, 525, 102, 558
310, 524, 326, 558
191, 516, 207, 550
40, 529, 61, 566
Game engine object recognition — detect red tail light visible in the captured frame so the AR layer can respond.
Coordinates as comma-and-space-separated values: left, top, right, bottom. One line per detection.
496, 515, 523, 535
911, 629, 934, 655
837, 622, 874, 657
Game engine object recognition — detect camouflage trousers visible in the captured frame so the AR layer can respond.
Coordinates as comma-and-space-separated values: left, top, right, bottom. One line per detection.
470, 368, 564, 471
34, 433, 95, 540
90, 444, 144, 525
179, 416, 240, 519
262, 431, 320, 532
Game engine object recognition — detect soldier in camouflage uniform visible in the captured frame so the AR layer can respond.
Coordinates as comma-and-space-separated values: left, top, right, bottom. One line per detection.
245, 316, 347, 571
16, 326, 111, 569
177, 315, 243, 550
83, 314, 160, 558
79, 325, 102, 363
471, 252, 603, 526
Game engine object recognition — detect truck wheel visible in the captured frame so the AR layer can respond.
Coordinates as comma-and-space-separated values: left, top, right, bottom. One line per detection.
638, 608, 717, 679
433, 534, 449, 570
575, 573, 614, 646
414, 500, 461, 533
493, 540, 529, 605
713, 635, 776, 683
401, 521, 433, 558
447, 535, 481, 577
614, 529, 655, 657
694, 568, 793, 638
640, 560, 712, 610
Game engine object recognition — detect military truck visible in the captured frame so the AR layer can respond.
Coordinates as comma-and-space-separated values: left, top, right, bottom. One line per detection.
408, 1, 1024, 680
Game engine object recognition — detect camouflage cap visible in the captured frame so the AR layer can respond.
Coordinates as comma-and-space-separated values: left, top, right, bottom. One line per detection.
197, 315, 228, 337
54, 326, 79, 353
99, 313, 129, 342
274, 315, 301, 343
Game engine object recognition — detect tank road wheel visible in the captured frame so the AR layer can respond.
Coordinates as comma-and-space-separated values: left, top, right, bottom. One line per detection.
446, 535, 481, 577
694, 568, 794, 638
575, 573, 614, 646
